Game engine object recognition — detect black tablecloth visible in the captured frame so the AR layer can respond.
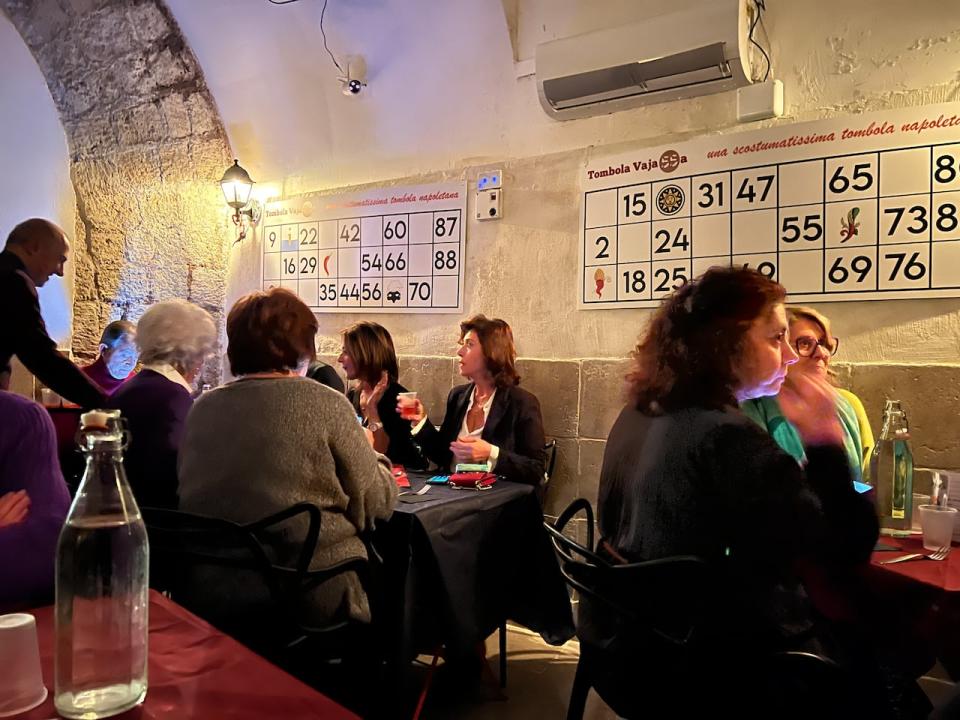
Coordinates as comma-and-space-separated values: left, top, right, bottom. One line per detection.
373, 475, 574, 665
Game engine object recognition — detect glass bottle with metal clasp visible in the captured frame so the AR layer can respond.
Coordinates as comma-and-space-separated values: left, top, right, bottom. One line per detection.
55, 409, 149, 718
868, 400, 914, 532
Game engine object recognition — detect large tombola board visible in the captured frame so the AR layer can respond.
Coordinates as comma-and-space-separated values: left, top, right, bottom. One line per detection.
580, 102, 960, 308
262, 181, 467, 313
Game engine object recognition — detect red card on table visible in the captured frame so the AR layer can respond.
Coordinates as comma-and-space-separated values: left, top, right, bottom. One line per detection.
392, 465, 410, 488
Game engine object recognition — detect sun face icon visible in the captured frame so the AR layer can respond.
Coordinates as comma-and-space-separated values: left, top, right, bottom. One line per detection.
656, 185, 685, 215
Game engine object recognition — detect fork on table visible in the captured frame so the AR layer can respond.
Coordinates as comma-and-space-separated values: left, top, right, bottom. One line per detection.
879, 546, 951, 564
399, 484, 430, 497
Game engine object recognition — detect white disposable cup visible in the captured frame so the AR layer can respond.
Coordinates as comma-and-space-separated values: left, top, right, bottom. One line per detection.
912, 494, 932, 530
0, 613, 47, 717
919, 505, 958, 552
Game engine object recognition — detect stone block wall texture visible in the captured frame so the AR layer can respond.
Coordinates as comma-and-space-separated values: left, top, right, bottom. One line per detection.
1, 0, 232, 382
380, 357, 960, 518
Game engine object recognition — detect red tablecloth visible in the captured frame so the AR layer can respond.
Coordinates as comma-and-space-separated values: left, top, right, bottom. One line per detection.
869, 537, 960, 679
871, 536, 960, 591
17, 590, 359, 719
44, 405, 82, 458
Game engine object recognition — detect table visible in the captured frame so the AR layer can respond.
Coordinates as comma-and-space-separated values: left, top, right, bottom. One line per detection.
374, 475, 574, 674
17, 590, 359, 719
870, 536, 960, 679
871, 536, 960, 592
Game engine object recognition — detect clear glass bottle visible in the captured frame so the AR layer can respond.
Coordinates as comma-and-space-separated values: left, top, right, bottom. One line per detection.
868, 400, 914, 531
55, 409, 149, 719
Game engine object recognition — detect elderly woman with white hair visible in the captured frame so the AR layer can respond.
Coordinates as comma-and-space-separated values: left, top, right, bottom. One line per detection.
108, 300, 217, 509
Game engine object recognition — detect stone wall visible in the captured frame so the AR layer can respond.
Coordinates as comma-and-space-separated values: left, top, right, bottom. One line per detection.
320, 354, 960, 517
0, 0, 232, 375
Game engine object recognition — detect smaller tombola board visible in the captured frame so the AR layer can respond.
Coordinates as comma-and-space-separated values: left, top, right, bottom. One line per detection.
261, 182, 467, 313
580, 102, 960, 308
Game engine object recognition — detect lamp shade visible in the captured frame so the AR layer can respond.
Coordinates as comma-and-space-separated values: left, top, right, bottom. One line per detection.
220, 159, 254, 210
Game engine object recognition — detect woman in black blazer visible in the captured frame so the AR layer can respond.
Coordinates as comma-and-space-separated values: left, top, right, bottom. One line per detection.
338, 321, 427, 469
400, 314, 546, 487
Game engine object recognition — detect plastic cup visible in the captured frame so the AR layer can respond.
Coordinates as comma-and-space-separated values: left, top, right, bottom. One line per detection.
397, 391, 419, 420
912, 494, 931, 530
919, 505, 958, 552
0, 613, 47, 717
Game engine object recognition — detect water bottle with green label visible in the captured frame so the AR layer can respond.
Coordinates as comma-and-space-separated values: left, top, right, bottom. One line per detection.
868, 400, 914, 531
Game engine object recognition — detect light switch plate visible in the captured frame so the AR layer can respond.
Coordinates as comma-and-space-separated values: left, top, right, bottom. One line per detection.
476, 189, 501, 220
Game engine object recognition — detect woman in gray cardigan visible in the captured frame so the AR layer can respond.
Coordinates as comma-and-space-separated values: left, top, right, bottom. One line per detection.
178, 288, 397, 624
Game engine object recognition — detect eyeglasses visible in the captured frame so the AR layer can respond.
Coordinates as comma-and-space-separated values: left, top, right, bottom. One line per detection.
793, 335, 839, 357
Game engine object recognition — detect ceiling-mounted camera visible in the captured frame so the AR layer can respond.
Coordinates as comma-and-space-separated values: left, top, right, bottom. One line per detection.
339, 56, 367, 97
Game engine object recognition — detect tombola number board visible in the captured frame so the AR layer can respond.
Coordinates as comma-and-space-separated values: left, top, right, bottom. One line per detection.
580, 102, 960, 308
262, 182, 466, 313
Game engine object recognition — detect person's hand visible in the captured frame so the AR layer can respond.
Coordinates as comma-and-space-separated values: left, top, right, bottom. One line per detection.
450, 436, 493, 463
363, 427, 376, 447
360, 371, 389, 423
778, 373, 843, 447
0, 490, 30, 528
397, 397, 426, 424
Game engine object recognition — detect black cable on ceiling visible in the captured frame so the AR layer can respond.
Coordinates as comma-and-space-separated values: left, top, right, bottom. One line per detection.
319, 0, 345, 74
748, 0, 771, 82
265, 0, 344, 74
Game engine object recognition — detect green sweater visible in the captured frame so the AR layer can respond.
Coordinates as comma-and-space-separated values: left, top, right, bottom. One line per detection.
740, 393, 863, 483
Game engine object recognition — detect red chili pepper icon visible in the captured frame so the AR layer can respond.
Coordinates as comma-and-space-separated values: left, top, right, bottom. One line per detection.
594, 268, 606, 298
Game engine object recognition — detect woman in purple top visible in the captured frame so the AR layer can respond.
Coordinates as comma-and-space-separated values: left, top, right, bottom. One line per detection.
0, 391, 71, 611
108, 300, 216, 509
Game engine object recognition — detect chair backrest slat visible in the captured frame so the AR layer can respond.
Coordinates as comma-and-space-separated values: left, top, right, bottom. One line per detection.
544, 498, 710, 649
141, 504, 326, 624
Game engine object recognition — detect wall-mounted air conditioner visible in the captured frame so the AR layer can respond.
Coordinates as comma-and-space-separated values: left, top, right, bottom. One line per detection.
535, 0, 751, 121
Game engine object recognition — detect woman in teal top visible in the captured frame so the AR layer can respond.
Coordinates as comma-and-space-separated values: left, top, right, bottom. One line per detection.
741, 307, 869, 482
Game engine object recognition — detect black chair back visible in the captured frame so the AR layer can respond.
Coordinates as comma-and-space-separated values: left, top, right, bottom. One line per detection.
544, 439, 558, 481
537, 439, 559, 506
142, 503, 366, 647
546, 499, 851, 720
544, 498, 707, 649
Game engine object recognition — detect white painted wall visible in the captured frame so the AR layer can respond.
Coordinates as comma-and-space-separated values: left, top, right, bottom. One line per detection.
167, 0, 960, 363
0, 11, 76, 347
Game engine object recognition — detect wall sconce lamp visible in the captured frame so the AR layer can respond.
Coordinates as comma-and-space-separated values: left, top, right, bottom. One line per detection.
220, 159, 262, 243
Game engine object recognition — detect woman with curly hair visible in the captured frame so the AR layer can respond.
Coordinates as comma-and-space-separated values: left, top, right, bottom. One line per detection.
581, 267, 920, 718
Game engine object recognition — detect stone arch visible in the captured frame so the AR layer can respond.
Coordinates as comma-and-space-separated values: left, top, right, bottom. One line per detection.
0, 0, 231, 360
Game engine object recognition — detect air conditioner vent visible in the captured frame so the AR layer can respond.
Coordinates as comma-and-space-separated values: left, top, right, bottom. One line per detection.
544, 43, 732, 111
535, 1, 750, 120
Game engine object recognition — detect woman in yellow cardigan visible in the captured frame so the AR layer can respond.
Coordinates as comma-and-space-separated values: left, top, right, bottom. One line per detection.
742, 306, 874, 480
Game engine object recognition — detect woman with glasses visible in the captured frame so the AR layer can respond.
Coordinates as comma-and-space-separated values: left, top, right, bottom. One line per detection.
741, 307, 873, 481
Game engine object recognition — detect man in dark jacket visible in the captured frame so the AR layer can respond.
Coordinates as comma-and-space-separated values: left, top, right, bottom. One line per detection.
0, 219, 104, 408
